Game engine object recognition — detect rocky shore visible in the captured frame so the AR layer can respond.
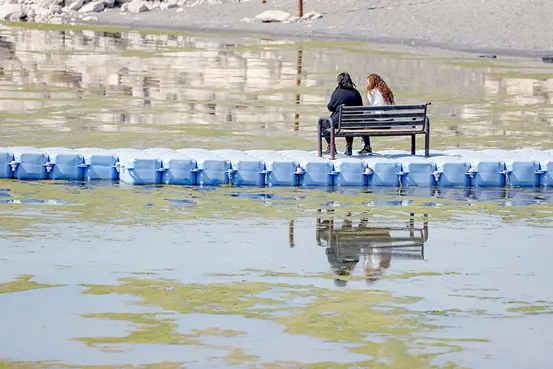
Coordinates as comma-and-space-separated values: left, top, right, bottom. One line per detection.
1, 0, 552, 55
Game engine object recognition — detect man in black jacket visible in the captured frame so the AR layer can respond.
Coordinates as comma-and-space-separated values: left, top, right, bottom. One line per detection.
318, 73, 363, 156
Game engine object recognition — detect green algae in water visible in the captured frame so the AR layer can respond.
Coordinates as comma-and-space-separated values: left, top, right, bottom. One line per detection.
0, 274, 63, 294
76, 312, 246, 349
74, 277, 482, 368
506, 305, 551, 314
0, 360, 186, 369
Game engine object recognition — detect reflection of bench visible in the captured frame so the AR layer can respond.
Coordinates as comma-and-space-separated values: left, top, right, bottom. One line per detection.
317, 103, 432, 159
315, 216, 428, 261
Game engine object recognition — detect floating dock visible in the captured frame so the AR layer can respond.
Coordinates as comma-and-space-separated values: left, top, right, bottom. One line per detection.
1, 147, 552, 188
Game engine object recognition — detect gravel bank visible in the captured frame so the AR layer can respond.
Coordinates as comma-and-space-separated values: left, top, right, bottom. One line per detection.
2, 0, 553, 56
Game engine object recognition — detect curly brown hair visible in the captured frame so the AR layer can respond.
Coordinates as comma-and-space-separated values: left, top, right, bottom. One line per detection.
367, 74, 395, 105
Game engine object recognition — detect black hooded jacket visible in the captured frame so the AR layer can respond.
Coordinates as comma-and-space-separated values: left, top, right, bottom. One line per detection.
327, 87, 363, 123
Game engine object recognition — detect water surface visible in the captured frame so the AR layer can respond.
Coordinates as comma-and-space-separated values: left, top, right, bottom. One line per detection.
2, 23, 553, 369
1, 23, 553, 151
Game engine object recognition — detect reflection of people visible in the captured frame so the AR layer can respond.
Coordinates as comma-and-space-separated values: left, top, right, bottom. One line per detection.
318, 73, 363, 156
318, 219, 393, 286
316, 216, 428, 286
363, 247, 392, 285
358, 74, 396, 154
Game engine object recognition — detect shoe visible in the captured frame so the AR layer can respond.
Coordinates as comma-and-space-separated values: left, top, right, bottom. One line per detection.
344, 145, 353, 156
358, 146, 373, 154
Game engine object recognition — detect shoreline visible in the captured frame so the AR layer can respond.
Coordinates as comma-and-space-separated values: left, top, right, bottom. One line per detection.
3, 0, 553, 58
74, 0, 553, 59
77, 14, 553, 59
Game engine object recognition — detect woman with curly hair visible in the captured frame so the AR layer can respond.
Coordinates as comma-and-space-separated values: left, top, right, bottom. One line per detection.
358, 73, 395, 154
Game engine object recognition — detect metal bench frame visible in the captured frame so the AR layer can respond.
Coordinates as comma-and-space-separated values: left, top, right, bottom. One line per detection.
317, 103, 432, 159
315, 216, 428, 260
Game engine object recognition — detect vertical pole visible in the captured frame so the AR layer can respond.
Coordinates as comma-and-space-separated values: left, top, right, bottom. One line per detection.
411, 135, 416, 155
298, 0, 303, 17
294, 47, 302, 131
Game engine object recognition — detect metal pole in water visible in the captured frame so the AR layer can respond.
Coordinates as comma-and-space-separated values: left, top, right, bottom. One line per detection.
298, 0, 303, 17
294, 47, 303, 131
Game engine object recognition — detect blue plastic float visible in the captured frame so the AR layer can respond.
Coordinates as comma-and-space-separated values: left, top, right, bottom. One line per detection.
113, 148, 163, 185
178, 148, 231, 186
144, 148, 196, 185
0, 148, 13, 179
431, 155, 471, 187
479, 149, 540, 188
332, 158, 368, 187
363, 157, 401, 187
212, 150, 266, 187
444, 150, 506, 187
2, 146, 553, 189
78, 148, 119, 180
42, 147, 85, 180
8, 147, 49, 180
246, 150, 300, 186
395, 156, 436, 187
514, 149, 553, 187
279, 150, 334, 187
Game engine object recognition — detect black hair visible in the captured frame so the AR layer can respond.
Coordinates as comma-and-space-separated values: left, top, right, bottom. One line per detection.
337, 72, 356, 90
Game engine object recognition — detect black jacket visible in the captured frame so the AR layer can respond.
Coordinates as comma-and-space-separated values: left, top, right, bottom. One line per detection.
327, 87, 363, 122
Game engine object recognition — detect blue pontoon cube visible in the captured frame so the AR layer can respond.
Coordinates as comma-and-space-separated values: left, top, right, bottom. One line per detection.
178, 149, 231, 186
0, 148, 13, 179
8, 147, 48, 180
246, 150, 300, 186
78, 148, 119, 180
41, 147, 85, 180
212, 149, 266, 186
145, 148, 196, 185
112, 148, 162, 185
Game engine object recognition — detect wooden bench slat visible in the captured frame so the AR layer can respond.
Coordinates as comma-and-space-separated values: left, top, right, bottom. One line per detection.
341, 112, 425, 120
336, 130, 425, 136
340, 120, 426, 128
342, 104, 428, 112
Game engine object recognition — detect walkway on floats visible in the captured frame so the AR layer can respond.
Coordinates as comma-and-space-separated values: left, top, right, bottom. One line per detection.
1, 147, 553, 188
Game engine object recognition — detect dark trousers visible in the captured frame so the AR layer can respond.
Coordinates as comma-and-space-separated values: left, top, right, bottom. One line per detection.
319, 117, 353, 145
361, 136, 371, 148
319, 117, 372, 147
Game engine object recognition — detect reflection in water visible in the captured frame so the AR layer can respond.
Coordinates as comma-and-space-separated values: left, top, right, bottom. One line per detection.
0, 26, 553, 149
316, 214, 428, 286
294, 47, 302, 131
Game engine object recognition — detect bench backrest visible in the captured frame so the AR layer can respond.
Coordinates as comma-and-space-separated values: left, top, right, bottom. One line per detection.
337, 103, 430, 131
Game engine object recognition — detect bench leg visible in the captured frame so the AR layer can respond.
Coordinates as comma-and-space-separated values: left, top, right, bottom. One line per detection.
424, 116, 430, 158
411, 135, 416, 155
317, 120, 323, 157
330, 129, 336, 160
425, 132, 430, 157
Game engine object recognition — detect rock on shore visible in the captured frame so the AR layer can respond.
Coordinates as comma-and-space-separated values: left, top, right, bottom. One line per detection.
0, 0, 244, 23
0, 0, 322, 25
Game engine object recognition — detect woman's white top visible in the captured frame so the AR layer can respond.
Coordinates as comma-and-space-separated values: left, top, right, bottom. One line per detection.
366, 88, 390, 107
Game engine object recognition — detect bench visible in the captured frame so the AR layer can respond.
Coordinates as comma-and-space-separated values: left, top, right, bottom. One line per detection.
317, 103, 432, 159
